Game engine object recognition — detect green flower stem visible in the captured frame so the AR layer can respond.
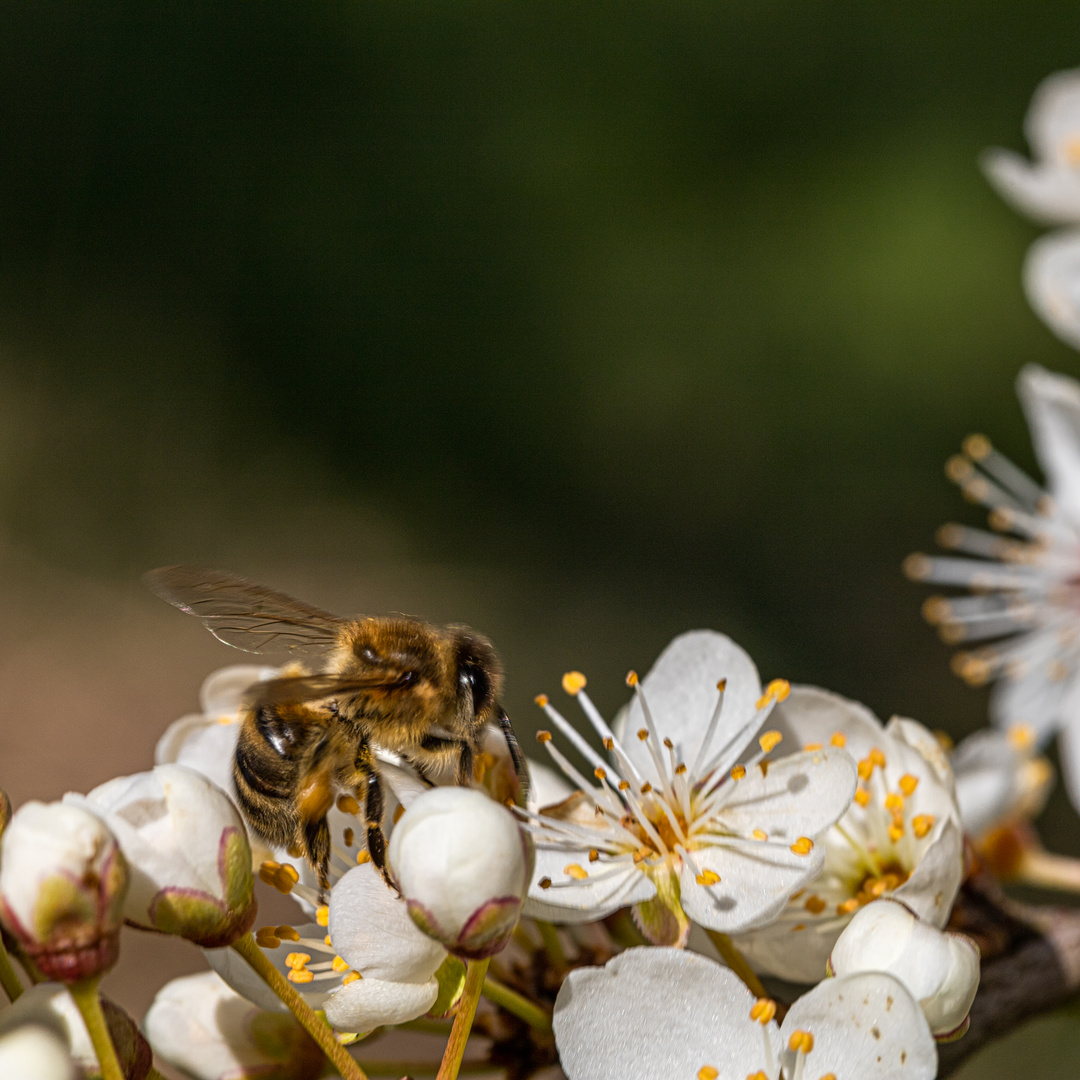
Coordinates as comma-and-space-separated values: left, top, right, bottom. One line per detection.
0, 938, 23, 1001
705, 929, 768, 1000
533, 920, 566, 970
360, 1062, 492, 1077
68, 978, 124, 1080
436, 956, 491, 1080
231, 932, 368, 1080
481, 973, 552, 1032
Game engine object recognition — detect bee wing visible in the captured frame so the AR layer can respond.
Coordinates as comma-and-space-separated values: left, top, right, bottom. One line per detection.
247, 672, 413, 708
145, 565, 349, 659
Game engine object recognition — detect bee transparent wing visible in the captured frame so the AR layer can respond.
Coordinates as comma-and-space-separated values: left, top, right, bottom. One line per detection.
247, 671, 415, 708
145, 565, 348, 658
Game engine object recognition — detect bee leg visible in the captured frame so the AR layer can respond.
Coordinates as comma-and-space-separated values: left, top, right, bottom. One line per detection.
363, 769, 396, 891
455, 741, 474, 787
497, 708, 531, 805
303, 816, 332, 896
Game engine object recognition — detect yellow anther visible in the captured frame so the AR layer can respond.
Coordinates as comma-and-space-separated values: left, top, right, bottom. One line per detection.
730, 764, 747, 781
343, 827, 354, 847
288, 969, 315, 984
538, 877, 552, 889
564, 864, 588, 880
945, 454, 974, 483
830, 731, 847, 748
537, 730, 552, 743
275, 925, 300, 942
261, 859, 281, 872
717, 678, 728, 692
899, 774, 919, 796
790, 837, 814, 856
884, 793, 904, 813
804, 895, 826, 915
857, 758, 874, 782
853, 787, 870, 807
356, 850, 371, 865
752, 829, 768, 841
342, 971, 362, 985
869, 748, 886, 768
803, 742, 822, 752
562, 671, 587, 695
903, 553, 931, 581
626, 670, 639, 687
697, 1068, 719, 1080
285, 952, 311, 970
336, 795, 361, 816
594, 766, 608, 781
664, 737, 674, 749
769, 678, 791, 702
255, 928, 281, 949
393, 804, 405, 824
759, 730, 783, 754
749, 998, 777, 1024
1007, 723, 1036, 751
633, 847, 651, 864
637, 728, 650, 742
963, 433, 991, 461
791, 923, 806, 932
258, 862, 281, 887
696, 869, 721, 886
588, 849, 600, 862
331, 955, 350, 973
618, 780, 631, 791
324, 935, 332, 947
640, 782, 653, 794
746, 1073, 769, 1080
534, 694, 549, 708
888, 823, 904, 843
818, 1074, 837, 1080
912, 814, 935, 839
837, 898, 859, 915
316, 905, 330, 928
788, 1030, 815, 1054
675, 763, 688, 775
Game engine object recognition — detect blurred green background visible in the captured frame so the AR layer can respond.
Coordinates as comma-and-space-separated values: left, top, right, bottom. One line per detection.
1, 3, 1080, 1073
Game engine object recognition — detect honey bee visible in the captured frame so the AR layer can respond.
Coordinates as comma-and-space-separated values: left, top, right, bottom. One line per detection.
145, 566, 529, 892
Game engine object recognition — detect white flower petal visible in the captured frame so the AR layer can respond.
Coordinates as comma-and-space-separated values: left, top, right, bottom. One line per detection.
329, 863, 445, 982
770, 685, 883, 759
199, 664, 280, 716
323, 976, 438, 1032
553, 947, 778, 1080
893, 816, 964, 929
952, 729, 1022, 837
714, 748, 858, 840
168, 721, 242, 803
1056, 705, 1080, 814
1024, 67, 1080, 165
527, 759, 574, 813
886, 717, 955, 792
680, 840, 825, 935
524, 846, 655, 923
616, 631, 762, 780
981, 150, 1080, 224
0, 1027, 74, 1080
779, 972, 936, 1080
1018, 361, 1080, 526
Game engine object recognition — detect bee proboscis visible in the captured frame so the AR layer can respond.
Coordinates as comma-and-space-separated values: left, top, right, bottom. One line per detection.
145, 565, 529, 892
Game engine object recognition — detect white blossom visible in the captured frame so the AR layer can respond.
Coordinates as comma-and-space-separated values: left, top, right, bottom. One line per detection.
0, 802, 128, 982
0, 1028, 74, 1080
553, 946, 936, 1080
906, 364, 1080, 812
143, 971, 325, 1080
520, 632, 857, 945
389, 786, 531, 959
1024, 230, 1080, 351
734, 686, 963, 983
829, 898, 980, 1038
983, 67, 1080, 225
64, 764, 256, 948
208, 860, 446, 1032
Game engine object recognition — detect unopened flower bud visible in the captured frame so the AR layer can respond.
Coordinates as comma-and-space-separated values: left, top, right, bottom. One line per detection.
0, 1027, 75, 1080
388, 787, 532, 959
0, 802, 128, 982
65, 765, 256, 948
829, 898, 979, 1038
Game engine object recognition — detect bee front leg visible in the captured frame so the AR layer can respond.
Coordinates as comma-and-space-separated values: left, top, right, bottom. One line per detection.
303, 816, 332, 896
454, 741, 474, 787
350, 740, 396, 892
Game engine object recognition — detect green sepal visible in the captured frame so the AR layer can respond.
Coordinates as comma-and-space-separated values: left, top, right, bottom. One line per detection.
427, 954, 467, 1019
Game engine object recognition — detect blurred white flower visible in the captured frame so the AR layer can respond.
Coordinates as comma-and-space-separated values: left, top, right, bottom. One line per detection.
0, 802, 128, 982
1024, 230, 1080, 351
734, 687, 963, 983
144, 971, 325, 1080
0, 1028, 74, 1080
208, 860, 446, 1032
829, 898, 979, 1039
982, 67, 1080, 224
389, 786, 531, 959
65, 764, 256, 948
952, 727, 1053, 839
907, 364, 1080, 812
521, 632, 857, 945
0, 982, 151, 1080
553, 946, 936, 1080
